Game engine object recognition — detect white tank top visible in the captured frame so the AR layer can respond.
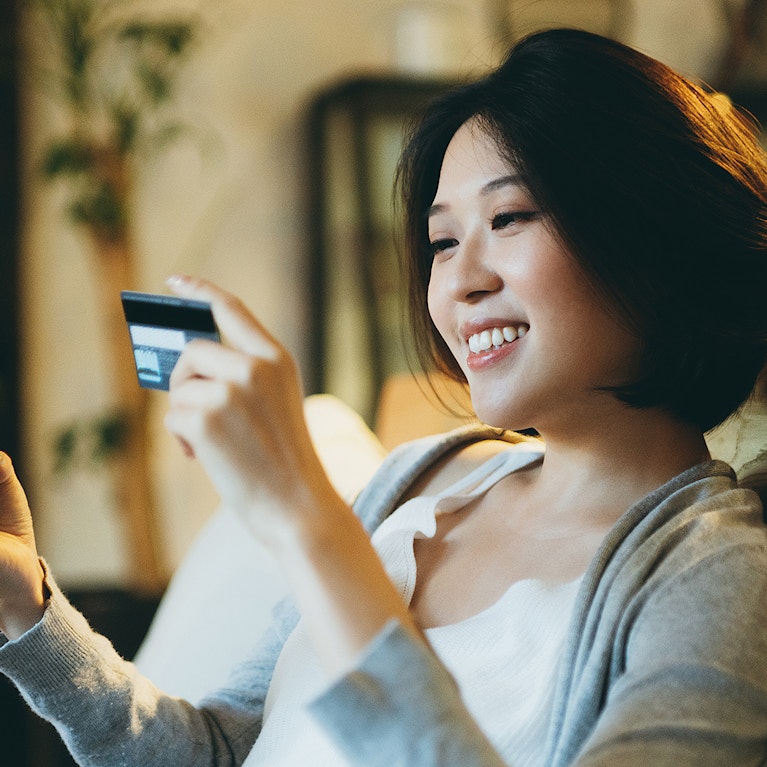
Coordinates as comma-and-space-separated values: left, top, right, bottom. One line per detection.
245, 441, 582, 766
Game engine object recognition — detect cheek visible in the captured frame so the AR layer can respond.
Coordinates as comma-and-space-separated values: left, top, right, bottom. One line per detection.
426, 274, 442, 332
426, 279, 467, 378
426, 275, 458, 354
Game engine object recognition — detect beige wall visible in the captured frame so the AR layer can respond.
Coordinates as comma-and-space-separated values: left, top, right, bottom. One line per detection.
18, 0, 739, 587
19, 0, 497, 587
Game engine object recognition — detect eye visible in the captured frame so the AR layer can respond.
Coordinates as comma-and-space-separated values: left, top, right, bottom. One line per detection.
429, 237, 459, 257
491, 210, 541, 230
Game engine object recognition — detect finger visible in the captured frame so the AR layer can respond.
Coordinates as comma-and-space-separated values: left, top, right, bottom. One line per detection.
166, 275, 279, 358
0, 453, 25, 499
0, 452, 12, 484
169, 340, 259, 393
163, 403, 200, 459
0, 452, 34, 540
165, 374, 236, 455
165, 366, 222, 457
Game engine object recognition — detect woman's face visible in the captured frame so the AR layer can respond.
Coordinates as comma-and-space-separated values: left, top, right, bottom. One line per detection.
426, 119, 640, 433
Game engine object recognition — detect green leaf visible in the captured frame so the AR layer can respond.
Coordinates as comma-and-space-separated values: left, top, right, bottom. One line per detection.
68, 182, 124, 233
148, 121, 187, 150
55, 0, 97, 108
136, 64, 171, 104
51, 408, 129, 476
119, 21, 195, 55
52, 424, 79, 474
111, 103, 139, 153
41, 139, 92, 178
92, 411, 129, 463
157, 22, 195, 55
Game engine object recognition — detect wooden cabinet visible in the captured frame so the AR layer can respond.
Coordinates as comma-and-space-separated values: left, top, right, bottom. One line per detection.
304, 75, 460, 424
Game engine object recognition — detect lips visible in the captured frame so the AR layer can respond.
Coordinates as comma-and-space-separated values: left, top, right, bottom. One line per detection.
467, 324, 529, 354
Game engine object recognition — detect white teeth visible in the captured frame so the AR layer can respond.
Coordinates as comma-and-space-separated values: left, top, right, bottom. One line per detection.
502, 326, 517, 343
467, 325, 528, 353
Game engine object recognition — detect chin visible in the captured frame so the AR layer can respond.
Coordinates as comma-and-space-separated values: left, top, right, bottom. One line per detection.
471, 397, 533, 434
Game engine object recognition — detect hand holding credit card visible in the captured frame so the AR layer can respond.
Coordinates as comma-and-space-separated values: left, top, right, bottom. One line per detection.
121, 290, 220, 391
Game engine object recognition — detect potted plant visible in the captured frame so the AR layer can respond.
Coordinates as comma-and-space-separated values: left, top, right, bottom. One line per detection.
33, 0, 199, 594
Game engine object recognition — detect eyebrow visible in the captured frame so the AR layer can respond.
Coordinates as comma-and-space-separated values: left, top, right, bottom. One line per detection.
427, 174, 523, 218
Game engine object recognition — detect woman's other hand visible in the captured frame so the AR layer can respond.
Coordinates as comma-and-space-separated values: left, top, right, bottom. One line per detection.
0, 453, 46, 639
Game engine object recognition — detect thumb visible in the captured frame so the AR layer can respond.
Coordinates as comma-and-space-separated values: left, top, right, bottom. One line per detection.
0, 451, 22, 487
0, 452, 34, 541
0, 451, 12, 479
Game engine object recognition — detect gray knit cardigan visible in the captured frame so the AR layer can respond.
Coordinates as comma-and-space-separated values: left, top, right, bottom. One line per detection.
1, 425, 767, 766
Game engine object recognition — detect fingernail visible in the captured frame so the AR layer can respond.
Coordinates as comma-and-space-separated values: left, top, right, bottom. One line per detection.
166, 274, 190, 288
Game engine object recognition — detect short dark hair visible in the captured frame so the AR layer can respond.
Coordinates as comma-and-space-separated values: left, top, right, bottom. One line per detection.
396, 27, 767, 432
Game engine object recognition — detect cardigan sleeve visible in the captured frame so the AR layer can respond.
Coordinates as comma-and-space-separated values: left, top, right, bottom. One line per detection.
0, 563, 297, 767
309, 620, 508, 767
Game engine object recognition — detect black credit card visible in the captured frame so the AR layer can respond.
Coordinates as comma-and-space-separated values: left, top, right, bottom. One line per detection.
121, 290, 220, 391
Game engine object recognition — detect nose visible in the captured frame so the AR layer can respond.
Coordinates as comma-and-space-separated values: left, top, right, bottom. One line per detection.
443, 231, 503, 303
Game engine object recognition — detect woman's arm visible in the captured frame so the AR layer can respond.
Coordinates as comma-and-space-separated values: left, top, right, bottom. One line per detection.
0, 566, 282, 766
0, 452, 286, 766
163, 276, 425, 676
311, 620, 508, 767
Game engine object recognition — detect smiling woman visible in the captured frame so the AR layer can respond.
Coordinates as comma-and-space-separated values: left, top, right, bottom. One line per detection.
0, 27, 766, 767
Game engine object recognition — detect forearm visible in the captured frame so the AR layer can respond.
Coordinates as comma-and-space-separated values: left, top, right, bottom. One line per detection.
0, 565, 262, 767
268, 477, 422, 676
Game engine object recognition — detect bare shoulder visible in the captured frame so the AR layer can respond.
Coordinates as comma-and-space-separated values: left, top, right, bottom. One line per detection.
403, 433, 541, 501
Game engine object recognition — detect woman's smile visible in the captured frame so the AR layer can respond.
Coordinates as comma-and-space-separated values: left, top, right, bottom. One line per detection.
466, 326, 526, 371
463, 322, 529, 371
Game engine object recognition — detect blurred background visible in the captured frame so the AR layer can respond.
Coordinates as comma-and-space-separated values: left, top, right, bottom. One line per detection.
1, 0, 767, 764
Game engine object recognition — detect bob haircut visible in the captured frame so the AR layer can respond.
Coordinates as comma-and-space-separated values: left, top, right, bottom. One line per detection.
397, 28, 767, 433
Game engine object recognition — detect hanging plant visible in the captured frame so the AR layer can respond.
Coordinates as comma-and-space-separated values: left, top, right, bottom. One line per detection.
31, 0, 200, 594
52, 409, 129, 475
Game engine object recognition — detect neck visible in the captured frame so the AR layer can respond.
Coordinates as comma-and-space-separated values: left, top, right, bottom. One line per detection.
522, 405, 711, 528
